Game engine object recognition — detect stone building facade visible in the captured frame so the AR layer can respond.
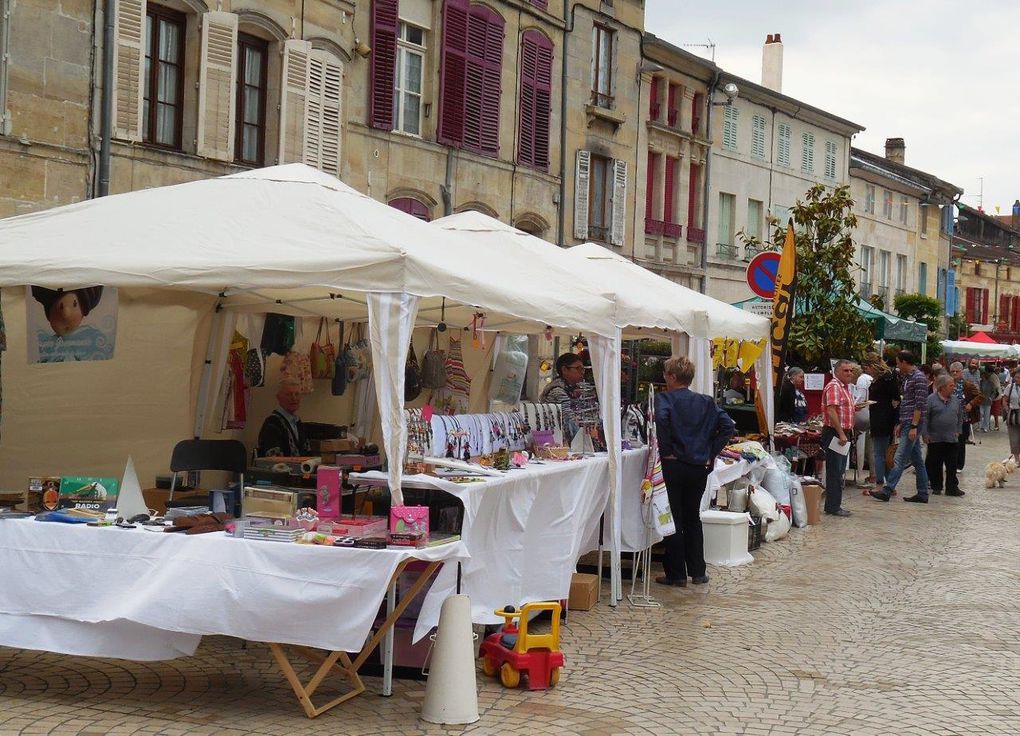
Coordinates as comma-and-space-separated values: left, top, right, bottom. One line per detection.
952, 202, 1020, 339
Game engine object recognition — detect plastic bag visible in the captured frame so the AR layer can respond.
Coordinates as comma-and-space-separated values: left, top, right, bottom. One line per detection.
789, 478, 808, 528
765, 507, 792, 542
489, 335, 528, 404
762, 468, 791, 506
748, 485, 780, 522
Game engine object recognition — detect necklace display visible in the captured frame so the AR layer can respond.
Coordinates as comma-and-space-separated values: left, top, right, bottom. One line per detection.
406, 409, 530, 459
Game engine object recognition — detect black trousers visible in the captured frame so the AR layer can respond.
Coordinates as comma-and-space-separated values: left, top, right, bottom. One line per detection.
926, 441, 960, 493
661, 459, 709, 581
957, 422, 971, 470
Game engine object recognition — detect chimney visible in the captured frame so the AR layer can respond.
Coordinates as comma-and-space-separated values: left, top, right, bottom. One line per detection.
1012, 199, 1020, 229
885, 137, 905, 165
761, 33, 783, 92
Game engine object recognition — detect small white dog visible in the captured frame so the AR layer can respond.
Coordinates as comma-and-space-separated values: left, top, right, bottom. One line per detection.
985, 462, 1008, 488
1003, 458, 1017, 474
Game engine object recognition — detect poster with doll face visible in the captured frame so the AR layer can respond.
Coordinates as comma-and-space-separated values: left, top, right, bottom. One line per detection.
26, 285, 118, 364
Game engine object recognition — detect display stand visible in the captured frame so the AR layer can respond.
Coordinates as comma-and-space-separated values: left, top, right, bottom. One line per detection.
267, 559, 442, 719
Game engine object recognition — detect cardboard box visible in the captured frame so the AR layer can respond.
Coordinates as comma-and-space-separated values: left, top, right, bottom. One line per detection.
568, 572, 599, 611
320, 438, 360, 453
802, 483, 823, 525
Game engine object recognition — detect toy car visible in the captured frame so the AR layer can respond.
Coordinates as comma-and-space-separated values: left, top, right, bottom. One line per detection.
479, 602, 564, 689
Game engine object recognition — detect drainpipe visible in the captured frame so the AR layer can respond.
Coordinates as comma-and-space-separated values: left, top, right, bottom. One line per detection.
97, 0, 115, 196
0, 0, 10, 135
557, 3, 580, 246
699, 69, 722, 293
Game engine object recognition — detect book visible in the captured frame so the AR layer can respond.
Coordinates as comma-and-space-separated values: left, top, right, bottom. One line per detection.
425, 532, 461, 548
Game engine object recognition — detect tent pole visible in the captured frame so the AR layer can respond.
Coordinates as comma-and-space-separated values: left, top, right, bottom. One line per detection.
193, 308, 223, 440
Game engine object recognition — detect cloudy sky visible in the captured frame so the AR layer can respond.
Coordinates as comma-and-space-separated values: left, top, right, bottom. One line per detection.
646, 0, 1019, 215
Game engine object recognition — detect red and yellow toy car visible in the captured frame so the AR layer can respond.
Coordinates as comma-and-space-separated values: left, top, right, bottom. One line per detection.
479, 602, 564, 689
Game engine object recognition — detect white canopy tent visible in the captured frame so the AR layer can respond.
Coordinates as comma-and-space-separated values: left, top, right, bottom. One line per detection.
940, 340, 1020, 359
431, 212, 772, 602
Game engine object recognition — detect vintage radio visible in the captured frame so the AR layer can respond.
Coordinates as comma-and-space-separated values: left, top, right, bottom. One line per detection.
241, 486, 298, 521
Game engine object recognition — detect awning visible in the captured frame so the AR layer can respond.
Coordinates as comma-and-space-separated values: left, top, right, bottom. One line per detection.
730, 296, 929, 344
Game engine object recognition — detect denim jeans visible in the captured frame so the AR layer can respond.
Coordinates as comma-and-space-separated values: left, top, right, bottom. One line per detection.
980, 402, 992, 431
883, 424, 929, 498
871, 433, 892, 485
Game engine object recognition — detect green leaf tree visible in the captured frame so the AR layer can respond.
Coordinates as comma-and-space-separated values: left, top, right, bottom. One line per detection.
893, 292, 943, 360
741, 184, 874, 368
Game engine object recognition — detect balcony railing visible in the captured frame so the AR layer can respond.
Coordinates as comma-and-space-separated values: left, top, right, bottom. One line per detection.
687, 226, 705, 244
645, 218, 664, 235
691, 115, 702, 136
744, 244, 762, 261
860, 281, 873, 298
590, 90, 614, 109
663, 222, 682, 239
716, 242, 738, 259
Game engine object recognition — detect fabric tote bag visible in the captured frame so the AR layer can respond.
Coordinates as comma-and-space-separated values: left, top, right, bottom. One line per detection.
434, 335, 471, 414
643, 387, 675, 537
309, 317, 336, 380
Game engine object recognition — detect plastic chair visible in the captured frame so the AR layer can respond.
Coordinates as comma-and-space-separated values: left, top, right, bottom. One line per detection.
168, 439, 247, 504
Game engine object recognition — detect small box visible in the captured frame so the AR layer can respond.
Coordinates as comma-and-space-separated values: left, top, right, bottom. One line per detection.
338, 515, 388, 538
390, 505, 429, 536
315, 466, 342, 519
389, 531, 426, 548
801, 484, 823, 525
242, 486, 298, 521
320, 438, 360, 453
568, 572, 599, 611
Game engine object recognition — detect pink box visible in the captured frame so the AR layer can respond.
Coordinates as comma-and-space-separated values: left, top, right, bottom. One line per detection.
390, 505, 429, 536
338, 515, 389, 539
315, 466, 342, 519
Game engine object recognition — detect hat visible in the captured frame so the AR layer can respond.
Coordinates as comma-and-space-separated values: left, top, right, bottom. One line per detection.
31, 286, 104, 317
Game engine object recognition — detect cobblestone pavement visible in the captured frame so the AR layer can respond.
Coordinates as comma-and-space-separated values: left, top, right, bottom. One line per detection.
2, 434, 1019, 735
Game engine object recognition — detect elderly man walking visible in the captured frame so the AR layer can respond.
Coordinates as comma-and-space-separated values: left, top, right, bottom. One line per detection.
820, 359, 857, 517
924, 373, 965, 497
948, 361, 982, 470
872, 351, 930, 503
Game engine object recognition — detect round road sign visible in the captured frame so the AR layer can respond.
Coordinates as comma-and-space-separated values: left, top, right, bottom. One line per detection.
746, 251, 782, 300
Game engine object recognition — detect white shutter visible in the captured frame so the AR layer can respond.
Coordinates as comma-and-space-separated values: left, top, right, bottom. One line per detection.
278, 39, 312, 164
196, 12, 237, 160
610, 159, 628, 247
304, 50, 343, 177
574, 149, 590, 240
112, 0, 146, 141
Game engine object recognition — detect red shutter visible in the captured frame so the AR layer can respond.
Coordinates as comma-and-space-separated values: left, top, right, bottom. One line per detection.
648, 76, 659, 119
664, 156, 676, 224
369, 0, 399, 130
667, 83, 678, 127
965, 288, 975, 322
983, 289, 990, 323
687, 163, 700, 227
645, 152, 657, 220
1000, 294, 1009, 327
438, 0, 469, 146
530, 0, 548, 7
518, 30, 551, 169
389, 197, 431, 221
461, 4, 503, 156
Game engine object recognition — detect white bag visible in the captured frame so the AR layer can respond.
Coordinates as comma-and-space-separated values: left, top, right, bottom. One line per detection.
488, 335, 529, 404
789, 478, 808, 528
728, 485, 749, 514
765, 508, 792, 542
748, 485, 781, 522
762, 468, 791, 506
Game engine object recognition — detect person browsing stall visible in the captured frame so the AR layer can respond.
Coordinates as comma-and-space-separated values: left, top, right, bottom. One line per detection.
777, 367, 808, 423
540, 352, 589, 442
257, 378, 311, 457
653, 356, 736, 588
820, 360, 857, 517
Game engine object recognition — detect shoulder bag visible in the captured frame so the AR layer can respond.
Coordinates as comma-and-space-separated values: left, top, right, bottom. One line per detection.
309, 317, 336, 380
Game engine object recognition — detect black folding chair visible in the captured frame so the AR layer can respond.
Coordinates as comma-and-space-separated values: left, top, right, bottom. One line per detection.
168, 439, 247, 507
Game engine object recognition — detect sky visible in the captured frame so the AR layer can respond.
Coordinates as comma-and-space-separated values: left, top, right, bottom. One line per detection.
646, 0, 1020, 215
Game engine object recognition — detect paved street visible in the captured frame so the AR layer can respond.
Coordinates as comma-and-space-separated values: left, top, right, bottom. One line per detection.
2, 433, 1018, 736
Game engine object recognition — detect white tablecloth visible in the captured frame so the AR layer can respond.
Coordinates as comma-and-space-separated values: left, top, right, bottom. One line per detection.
0, 519, 466, 660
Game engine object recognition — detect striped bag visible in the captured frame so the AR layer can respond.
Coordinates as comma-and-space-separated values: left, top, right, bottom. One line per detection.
644, 386, 675, 536
434, 335, 471, 414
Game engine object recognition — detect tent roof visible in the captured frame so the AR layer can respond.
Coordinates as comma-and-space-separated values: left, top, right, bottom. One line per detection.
941, 340, 1018, 359
964, 331, 998, 344
0, 165, 619, 336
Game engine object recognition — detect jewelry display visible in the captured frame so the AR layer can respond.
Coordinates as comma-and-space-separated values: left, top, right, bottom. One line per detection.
407, 409, 529, 460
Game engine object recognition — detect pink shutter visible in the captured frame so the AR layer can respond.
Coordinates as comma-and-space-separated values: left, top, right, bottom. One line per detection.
530, 0, 548, 7
518, 30, 551, 169
645, 152, 657, 220
369, 0, 399, 130
518, 37, 537, 166
389, 197, 431, 221
648, 76, 659, 119
439, 0, 469, 146
664, 156, 676, 224
462, 4, 503, 156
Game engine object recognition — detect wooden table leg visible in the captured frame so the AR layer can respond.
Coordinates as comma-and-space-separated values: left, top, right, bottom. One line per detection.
267, 560, 443, 718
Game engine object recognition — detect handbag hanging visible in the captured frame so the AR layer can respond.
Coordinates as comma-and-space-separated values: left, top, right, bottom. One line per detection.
421, 329, 448, 389
434, 335, 470, 415
405, 342, 423, 402
281, 350, 313, 394
260, 313, 295, 356
309, 317, 336, 380
332, 321, 352, 396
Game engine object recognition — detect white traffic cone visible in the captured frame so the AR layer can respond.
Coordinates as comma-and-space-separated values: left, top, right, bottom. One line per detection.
421, 594, 479, 725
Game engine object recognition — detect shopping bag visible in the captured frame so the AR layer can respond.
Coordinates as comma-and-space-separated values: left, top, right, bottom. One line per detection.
281, 350, 313, 394
420, 329, 448, 389
405, 343, 423, 402
389, 505, 429, 535
644, 385, 675, 536
309, 317, 336, 379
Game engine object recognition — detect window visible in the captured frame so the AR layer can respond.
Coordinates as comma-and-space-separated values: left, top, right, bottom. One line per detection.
937, 267, 946, 301
143, 5, 186, 148
394, 23, 426, 135
663, 156, 678, 226
518, 30, 552, 170
776, 123, 791, 166
574, 150, 627, 246
966, 287, 990, 323
389, 196, 431, 221
861, 246, 874, 292
974, 261, 982, 276
896, 254, 907, 291
438, 0, 504, 157
666, 82, 679, 127
864, 184, 876, 214
824, 140, 837, 179
882, 190, 893, 219
529, 0, 548, 8
591, 24, 613, 108
234, 34, 268, 165
687, 162, 701, 229
800, 131, 815, 173
747, 199, 763, 242
920, 204, 929, 236
691, 92, 703, 135
918, 262, 927, 295
718, 192, 736, 247
648, 76, 660, 120
899, 195, 909, 225
645, 151, 659, 222
751, 115, 766, 159
878, 250, 890, 289
722, 105, 738, 150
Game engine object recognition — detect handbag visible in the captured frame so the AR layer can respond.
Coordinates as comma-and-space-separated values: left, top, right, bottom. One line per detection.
405, 343, 423, 402
644, 387, 675, 536
421, 329, 448, 389
389, 505, 429, 535
244, 347, 265, 388
281, 350, 313, 394
346, 323, 372, 383
434, 335, 471, 415
332, 322, 354, 396
309, 318, 336, 380
260, 313, 295, 356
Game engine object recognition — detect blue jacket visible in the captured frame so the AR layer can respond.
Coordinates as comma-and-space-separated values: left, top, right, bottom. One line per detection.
655, 388, 736, 465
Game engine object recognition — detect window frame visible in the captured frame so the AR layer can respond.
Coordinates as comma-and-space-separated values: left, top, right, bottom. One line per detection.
899, 194, 909, 225
800, 131, 815, 173
588, 153, 613, 242
394, 21, 426, 136
751, 114, 766, 159
824, 140, 837, 179
776, 122, 791, 167
722, 105, 738, 150
591, 23, 614, 108
865, 184, 876, 214
234, 32, 269, 166
143, 4, 187, 150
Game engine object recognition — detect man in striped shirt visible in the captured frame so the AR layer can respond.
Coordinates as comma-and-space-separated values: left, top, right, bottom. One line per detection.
872, 350, 930, 503
821, 359, 857, 517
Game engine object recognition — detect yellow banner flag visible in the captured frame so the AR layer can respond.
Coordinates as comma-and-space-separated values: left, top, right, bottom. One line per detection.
770, 222, 797, 395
